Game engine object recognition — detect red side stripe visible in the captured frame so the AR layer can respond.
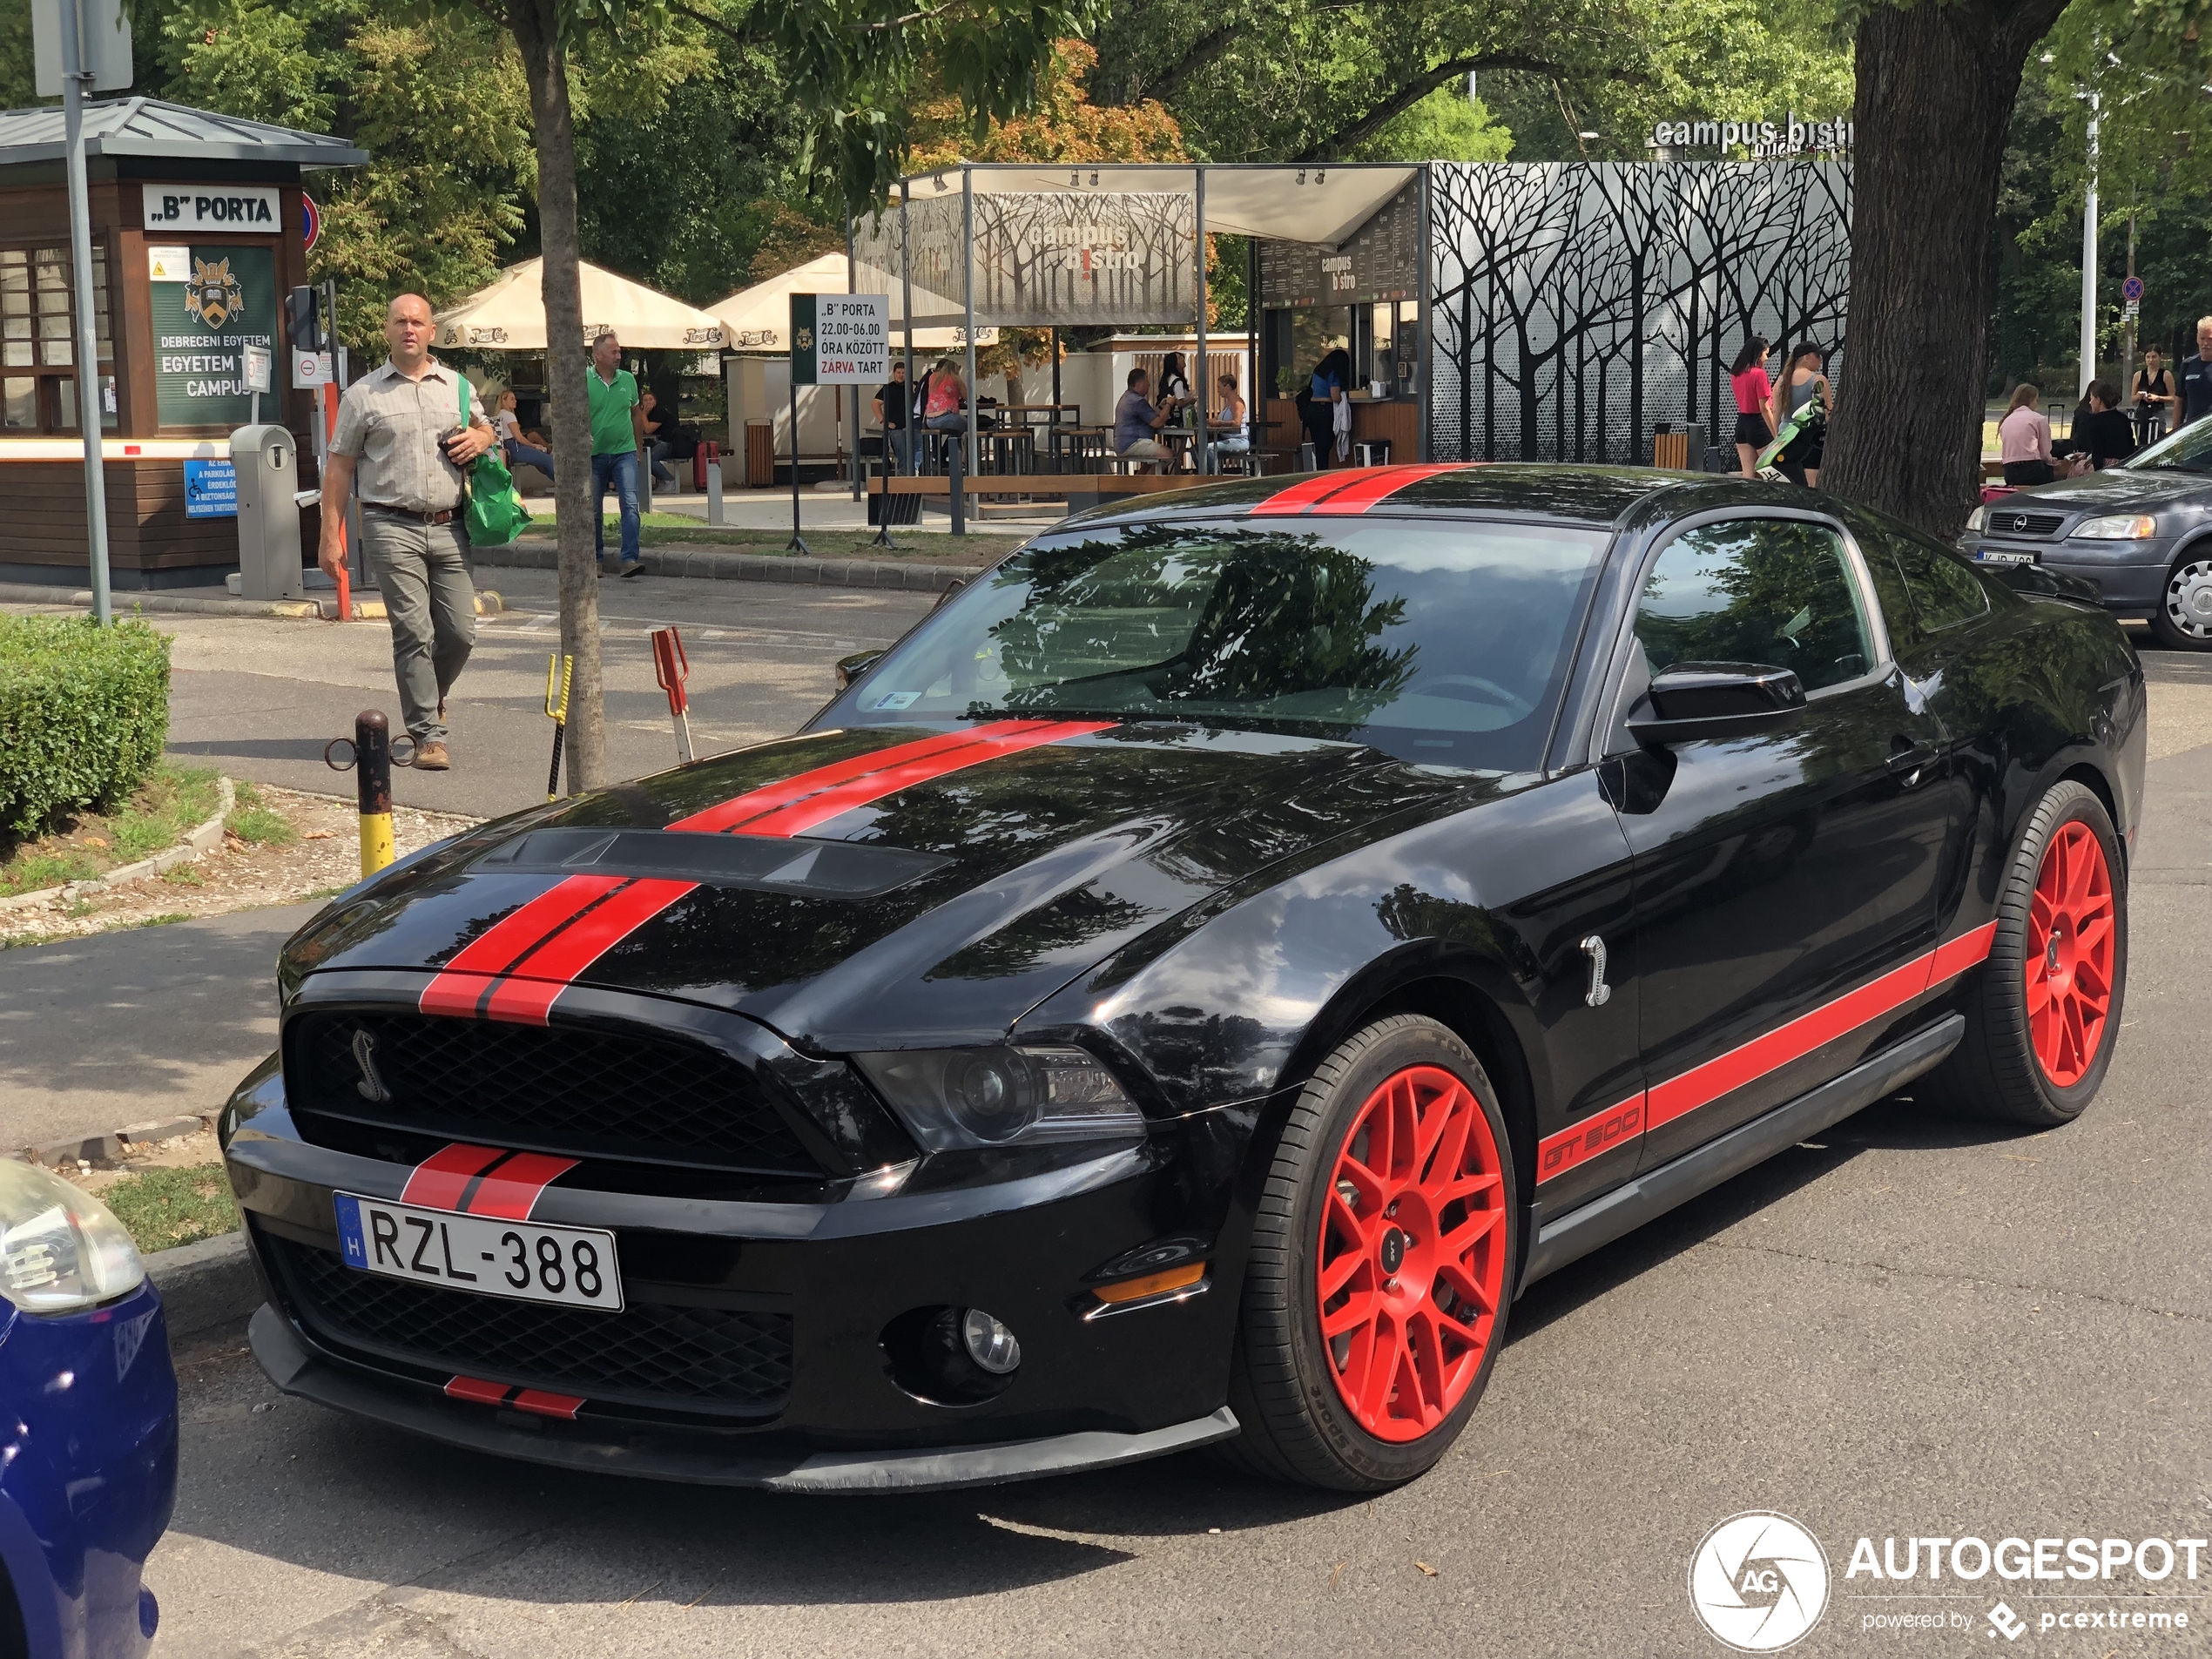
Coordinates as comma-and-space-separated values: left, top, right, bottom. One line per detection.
1246, 471, 1372, 516
419, 874, 627, 1016
1305, 463, 1467, 515
1927, 921, 1999, 986
732, 719, 1111, 840
667, 722, 1045, 834
1537, 921, 2002, 1180
401, 1143, 507, 1210
1535, 1092, 1647, 1185
443, 1375, 511, 1406
462, 1150, 581, 1220
482, 877, 701, 1025
509, 1388, 584, 1420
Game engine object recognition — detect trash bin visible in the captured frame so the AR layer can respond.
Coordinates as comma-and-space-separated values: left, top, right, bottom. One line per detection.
231, 422, 305, 601
745, 419, 774, 489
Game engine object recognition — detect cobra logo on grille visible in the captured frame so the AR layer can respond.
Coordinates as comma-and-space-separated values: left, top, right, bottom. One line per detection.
352, 1028, 391, 1103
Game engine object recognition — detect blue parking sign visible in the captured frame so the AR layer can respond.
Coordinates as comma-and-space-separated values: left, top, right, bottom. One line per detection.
183, 458, 236, 518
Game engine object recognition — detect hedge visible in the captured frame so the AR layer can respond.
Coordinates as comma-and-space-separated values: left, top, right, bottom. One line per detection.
0, 615, 172, 837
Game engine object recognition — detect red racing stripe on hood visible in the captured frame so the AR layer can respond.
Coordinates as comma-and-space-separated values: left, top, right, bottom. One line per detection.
667, 720, 1050, 833
419, 874, 627, 1017
730, 719, 1111, 839
481, 877, 702, 1025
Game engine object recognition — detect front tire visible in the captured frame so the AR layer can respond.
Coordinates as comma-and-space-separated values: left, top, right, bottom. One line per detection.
1220, 1015, 1517, 1491
1926, 780, 2126, 1126
2149, 550, 2212, 651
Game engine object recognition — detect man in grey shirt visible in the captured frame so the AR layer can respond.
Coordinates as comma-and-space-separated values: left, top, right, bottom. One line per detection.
319, 293, 495, 771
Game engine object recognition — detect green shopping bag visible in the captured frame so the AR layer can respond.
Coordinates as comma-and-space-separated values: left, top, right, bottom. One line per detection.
457, 376, 530, 547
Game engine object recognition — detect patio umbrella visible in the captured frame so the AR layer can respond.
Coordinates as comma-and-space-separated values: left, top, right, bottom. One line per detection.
706, 254, 997, 351
432, 258, 727, 352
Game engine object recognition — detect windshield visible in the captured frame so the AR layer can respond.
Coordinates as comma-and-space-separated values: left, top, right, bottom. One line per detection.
820, 516, 1612, 770
2127, 416, 2212, 473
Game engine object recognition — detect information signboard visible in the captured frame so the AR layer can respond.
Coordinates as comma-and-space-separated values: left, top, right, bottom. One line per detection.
789, 293, 889, 385
150, 245, 277, 428
182, 458, 236, 518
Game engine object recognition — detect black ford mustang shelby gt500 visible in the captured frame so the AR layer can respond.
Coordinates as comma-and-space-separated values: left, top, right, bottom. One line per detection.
225, 464, 2143, 1493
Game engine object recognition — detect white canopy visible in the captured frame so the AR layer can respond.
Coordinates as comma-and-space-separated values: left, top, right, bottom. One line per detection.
706, 254, 997, 352
433, 258, 726, 352
904, 164, 1418, 248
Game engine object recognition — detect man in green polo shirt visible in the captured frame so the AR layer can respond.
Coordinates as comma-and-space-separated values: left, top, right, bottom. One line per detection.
586, 331, 646, 577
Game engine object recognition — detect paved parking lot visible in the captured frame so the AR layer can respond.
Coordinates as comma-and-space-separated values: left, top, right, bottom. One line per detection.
105, 611, 2212, 1656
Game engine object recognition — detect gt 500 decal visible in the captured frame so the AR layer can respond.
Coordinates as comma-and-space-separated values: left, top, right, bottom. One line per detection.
1537, 1096, 1645, 1181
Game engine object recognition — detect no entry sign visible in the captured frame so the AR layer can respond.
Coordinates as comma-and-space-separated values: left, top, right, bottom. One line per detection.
789, 293, 889, 385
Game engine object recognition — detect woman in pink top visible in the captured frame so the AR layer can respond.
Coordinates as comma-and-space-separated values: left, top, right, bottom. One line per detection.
1998, 383, 2054, 486
1728, 337, 1773, 477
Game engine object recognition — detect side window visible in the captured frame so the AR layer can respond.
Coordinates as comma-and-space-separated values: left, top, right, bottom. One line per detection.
1633, 519, 1874, 695
1885, 532, 1993, 633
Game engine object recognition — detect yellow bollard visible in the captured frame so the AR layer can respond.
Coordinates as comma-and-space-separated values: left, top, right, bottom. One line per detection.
543, 652, 575, 801
353, 709, 395, 877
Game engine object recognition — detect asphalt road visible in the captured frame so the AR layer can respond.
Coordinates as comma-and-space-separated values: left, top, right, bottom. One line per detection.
158, 567, 939, 819
105, 631, 2211, 1658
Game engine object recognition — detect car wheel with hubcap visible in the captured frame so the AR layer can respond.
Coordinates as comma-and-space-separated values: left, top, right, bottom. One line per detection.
1219, 1015, 1516, 1490
1925, 779, 2126, 1126
2150, 551, 2212, 651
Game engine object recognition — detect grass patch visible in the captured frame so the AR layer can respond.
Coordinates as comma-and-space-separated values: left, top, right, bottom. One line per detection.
226, 781, 294, 846
98, 1163, 238, 1253
0, 762, 221, 897
161, 866, 204, 887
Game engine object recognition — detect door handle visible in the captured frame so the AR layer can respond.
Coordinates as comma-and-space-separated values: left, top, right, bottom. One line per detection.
1886, 738, 1939, 788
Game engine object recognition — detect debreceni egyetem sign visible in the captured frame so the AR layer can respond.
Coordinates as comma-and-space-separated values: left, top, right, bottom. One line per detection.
788, 293, 889, 386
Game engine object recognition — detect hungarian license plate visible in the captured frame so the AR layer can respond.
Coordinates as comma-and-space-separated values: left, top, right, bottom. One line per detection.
333, 1192, 624, 1312
1975, 546, 2037, 566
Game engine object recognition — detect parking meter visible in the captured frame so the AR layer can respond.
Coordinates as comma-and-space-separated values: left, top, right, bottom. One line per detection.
231, 423, 304, 601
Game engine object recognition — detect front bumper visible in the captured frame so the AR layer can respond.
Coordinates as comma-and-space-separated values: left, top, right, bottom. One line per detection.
1959, 532, 2175, 613
226, 1045, 1256, 1492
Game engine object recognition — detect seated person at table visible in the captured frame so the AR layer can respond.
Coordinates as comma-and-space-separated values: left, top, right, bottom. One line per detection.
494, 388, 555, 482
1207, 374, 1249, 469
1115, 368, 1170, 466
2054, 381, 2137, 475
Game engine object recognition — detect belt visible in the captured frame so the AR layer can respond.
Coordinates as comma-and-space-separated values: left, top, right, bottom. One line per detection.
363, 502, 460, 525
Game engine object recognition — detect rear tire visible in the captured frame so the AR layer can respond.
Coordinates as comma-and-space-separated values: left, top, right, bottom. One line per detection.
1925, 780, 2125, 1127
1219, 1015, 1517, 1491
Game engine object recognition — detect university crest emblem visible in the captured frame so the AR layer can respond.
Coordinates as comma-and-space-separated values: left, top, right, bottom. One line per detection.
187, 258, 243, 331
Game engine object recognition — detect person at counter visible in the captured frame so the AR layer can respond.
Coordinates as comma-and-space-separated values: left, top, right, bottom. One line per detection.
1302, 347, 1350, 468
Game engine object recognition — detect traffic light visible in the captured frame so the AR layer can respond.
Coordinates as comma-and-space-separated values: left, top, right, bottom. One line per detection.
285, 285, 325, 354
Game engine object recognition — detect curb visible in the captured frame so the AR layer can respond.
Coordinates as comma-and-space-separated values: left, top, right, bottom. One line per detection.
315, 590, 504, 622
23, 1113, 210, 1171
0, 583, 320, 619
145, 1229, 258, 1342
480, 542, 983, 592
0, 776, 236, 917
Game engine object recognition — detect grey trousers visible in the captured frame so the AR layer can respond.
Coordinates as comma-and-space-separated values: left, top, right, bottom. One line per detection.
362, 510, 475, 743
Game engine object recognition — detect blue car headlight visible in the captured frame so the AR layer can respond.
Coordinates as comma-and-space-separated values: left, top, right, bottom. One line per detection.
0, 1163, 144, 1313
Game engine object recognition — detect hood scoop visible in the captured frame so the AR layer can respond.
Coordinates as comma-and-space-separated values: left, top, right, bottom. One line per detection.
472, 828, 950, 899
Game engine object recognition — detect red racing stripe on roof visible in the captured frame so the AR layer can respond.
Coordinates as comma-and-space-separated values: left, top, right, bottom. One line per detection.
1304, 463, 1467, 515
667, 721, 1048, 834
732, 719, 1112, 839
1246, 471, 1372, 516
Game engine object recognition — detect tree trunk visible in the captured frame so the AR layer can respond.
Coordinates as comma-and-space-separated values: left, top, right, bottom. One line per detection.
1824, 0, 2067, 538
512, 0, 606, 792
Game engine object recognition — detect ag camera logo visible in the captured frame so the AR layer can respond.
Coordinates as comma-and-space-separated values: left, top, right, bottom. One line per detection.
1689, 1512, 1831, 1651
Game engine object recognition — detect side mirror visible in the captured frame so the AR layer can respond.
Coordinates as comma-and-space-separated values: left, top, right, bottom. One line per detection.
1629, 661, 1806, 746
835, 649, 885, 691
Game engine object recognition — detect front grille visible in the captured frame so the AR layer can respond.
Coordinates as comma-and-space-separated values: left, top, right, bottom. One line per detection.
291, 1012, 819, 1175
270, 1236, 792, 1415
1986, 510, 2067, 537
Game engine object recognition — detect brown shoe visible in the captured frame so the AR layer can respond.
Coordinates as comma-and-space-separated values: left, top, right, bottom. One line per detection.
415, 739, 451, 771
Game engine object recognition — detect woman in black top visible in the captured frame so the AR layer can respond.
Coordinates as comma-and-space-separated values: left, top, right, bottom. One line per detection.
2133, 347, 2175, 443
2056, 381, 2138, 474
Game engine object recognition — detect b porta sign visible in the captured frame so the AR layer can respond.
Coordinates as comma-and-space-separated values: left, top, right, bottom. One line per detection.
142, 185, 281, 233
788, 293, 889, 386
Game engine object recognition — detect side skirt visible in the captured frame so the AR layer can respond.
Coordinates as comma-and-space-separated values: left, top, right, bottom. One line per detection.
1516, 1014, 1964, 1291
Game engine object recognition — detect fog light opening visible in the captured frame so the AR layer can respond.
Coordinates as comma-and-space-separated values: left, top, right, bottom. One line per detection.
880, 1305, 1021, 1406
961, 1308, 1022, 1374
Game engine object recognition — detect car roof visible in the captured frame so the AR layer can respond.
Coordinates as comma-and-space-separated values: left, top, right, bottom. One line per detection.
1054, 462, 1831, 536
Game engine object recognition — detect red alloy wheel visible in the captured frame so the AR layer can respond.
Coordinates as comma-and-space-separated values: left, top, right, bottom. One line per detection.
1315, 1065, 1508, 1443
2024, 820, 2116, 1089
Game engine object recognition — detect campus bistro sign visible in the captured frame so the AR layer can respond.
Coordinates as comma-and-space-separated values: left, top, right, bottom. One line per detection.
1651, 118, 1855, 155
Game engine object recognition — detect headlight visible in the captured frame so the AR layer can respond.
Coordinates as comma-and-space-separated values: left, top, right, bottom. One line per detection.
853, 1046, 1145, 1151
1966, 505, 1986, 532
2074, 514, 2158, 540
0, 1163, 144, 1314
